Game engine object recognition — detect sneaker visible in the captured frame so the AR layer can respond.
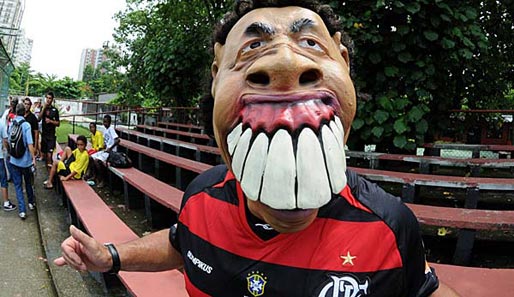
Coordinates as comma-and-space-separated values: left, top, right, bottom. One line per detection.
28, 203, 35, 211
3, 201, 17, 212
19, 212, 26, 220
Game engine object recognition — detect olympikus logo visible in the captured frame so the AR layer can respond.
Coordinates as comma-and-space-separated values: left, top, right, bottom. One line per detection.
187, 250, 213, 274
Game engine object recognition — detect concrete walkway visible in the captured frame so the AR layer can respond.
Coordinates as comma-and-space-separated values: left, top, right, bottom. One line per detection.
0, 159, 107, 296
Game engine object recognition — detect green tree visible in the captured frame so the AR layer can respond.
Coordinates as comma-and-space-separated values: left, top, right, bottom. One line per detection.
112, 0, 230, 107
332, 0, 512, 151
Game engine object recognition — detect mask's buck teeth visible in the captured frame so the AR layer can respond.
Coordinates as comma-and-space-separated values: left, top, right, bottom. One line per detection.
261, 129, 296, 209
231, 128, 252, 180
241, 133, 269, 201
226, 115, 347, 210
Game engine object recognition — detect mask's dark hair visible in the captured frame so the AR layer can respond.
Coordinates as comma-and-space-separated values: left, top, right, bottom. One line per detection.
201, 0, 352, 137
89, 122, 97, 129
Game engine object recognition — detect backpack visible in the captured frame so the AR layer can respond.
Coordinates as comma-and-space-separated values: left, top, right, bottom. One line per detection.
9, 119, 26, 158
107, 151, 132, 168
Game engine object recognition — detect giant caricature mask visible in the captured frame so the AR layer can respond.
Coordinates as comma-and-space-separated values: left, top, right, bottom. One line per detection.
211, 6, 356, 216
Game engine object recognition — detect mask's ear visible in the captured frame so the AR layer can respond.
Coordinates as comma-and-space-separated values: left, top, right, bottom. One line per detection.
333, 32, 350, 69
211, 42, 224, 97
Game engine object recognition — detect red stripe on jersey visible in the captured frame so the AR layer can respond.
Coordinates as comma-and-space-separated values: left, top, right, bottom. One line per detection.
185, 273, 211, 297
180, 192, 403, 272
213, 169, 235, 188
339, 185, 372, 214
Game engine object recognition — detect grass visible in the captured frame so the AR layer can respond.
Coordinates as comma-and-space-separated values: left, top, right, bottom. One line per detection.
56, 120, 90, 143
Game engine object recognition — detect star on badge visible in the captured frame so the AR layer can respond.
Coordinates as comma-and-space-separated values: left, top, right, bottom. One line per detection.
341, 251, 356, 266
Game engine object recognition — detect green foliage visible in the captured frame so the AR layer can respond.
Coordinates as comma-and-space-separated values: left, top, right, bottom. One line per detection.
56, 121, 90, 144
112, 0, 231, 107
334, 0, 513, 152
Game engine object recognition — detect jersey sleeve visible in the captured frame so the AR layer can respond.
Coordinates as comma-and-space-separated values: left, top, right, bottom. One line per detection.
346, 170, 439, 296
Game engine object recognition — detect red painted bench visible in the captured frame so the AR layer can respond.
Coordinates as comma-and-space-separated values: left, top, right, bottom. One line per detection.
60, 179, 187, 296
116, 127, 221, 165
118, 138, 213, 190
109, 166, 184, 228
423, 142, 514, 158
431, 263, 514, 297
157, 121, 204, 134
346, 150, 514, 177
136, 124, 212, 146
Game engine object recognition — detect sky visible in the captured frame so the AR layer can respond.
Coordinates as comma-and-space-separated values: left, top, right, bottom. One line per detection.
21, 0, 127, 80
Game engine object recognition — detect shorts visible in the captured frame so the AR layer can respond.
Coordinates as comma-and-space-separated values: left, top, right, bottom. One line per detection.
41, 136, 56, 154
56, 160, 78, 179
0, 158, 7, 188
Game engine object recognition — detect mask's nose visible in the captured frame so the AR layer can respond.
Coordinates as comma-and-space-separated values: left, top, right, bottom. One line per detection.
245, 45, 322, 91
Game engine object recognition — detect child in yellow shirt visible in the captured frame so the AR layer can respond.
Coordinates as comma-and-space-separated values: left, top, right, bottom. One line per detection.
43, 135, 89, 189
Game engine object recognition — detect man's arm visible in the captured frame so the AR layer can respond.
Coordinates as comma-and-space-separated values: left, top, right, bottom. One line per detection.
54, 226, 183, 272
106, 138, 120, 152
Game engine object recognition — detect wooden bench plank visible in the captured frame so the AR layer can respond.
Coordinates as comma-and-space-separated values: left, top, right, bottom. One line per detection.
351, 166, 514, 191
120, 139, 212, 174
406, 204, 514, 231
136, 124, 211, 145
432, 263, 514, 297
61, 180, 187, 296
116, 127, 221, 164
109, 167, 183, 213
157, 121, 204, 133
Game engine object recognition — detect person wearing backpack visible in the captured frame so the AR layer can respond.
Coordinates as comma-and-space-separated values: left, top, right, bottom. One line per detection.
0, 116, 16, 212
4, 103, 36, 220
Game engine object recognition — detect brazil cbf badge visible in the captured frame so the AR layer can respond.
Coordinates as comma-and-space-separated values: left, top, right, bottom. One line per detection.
247, 271, 267, 296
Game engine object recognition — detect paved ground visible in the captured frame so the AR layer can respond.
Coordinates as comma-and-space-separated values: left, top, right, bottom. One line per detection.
0, 159, 109, 297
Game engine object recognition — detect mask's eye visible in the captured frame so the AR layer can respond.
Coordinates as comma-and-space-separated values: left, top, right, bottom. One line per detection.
299, 39, 323, 52
242, 40, 267, 53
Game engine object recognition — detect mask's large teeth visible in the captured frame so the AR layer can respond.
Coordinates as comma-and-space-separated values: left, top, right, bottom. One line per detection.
321, 125, 347, 194
261, 129, 296, 210
296, 128, 331, 209
334, 116, 344, 137
241, 133, 269, 201
227, 123, 243, 156
330, 120, 344, 150
231, 128, 252, 180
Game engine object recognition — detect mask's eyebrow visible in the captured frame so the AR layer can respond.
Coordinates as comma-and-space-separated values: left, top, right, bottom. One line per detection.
290, 18, 315, 33
245, 22, 275, 37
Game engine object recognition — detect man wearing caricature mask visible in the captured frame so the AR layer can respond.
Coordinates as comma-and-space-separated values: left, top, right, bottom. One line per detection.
55, 1, 458, 296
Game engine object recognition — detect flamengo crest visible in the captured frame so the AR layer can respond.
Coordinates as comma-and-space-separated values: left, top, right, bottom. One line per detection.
317, 274, 369, 297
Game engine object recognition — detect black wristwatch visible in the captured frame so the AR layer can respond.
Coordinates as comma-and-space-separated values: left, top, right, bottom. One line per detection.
104, 243, 121, 274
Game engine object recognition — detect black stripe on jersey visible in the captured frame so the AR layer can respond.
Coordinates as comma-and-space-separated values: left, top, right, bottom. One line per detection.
179, 227, 406, 297
181, 165, 230, 209
317, 194, 381, 222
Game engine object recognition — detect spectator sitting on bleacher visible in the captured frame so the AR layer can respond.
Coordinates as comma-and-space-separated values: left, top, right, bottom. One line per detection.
43, 135, 89, 189
55, 1, 458, 296
88, 122, 104, 154
90, 115, 119, 188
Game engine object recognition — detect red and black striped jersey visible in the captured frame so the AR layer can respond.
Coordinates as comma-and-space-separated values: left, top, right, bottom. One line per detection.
171, 165, 438, 297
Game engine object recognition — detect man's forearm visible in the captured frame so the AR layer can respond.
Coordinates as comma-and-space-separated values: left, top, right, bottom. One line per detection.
116, 229, 183, 272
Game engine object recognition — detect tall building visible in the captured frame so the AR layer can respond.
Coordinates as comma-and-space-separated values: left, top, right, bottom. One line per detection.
0, 0, 24, 58
12, 28, 32, 66
77, 43, 109, 81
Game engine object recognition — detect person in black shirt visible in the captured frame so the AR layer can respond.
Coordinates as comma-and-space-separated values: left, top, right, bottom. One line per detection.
39, 91, 59, 172
23, 98, 39, 154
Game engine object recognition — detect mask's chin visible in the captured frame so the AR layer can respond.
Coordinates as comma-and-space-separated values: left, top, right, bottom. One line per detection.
227, 114, 347, 211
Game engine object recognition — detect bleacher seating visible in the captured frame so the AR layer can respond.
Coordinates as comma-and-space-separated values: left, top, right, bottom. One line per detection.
65, 122, 514, 296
